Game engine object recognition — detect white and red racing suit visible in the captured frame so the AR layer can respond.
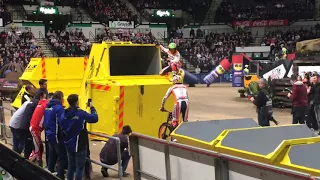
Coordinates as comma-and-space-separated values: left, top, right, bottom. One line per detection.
161, 84, 189, 127
160, 45, 182, 75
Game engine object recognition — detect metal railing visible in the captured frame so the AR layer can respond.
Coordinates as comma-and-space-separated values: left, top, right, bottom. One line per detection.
130, 133, 319, 180
87, 131, 123, 179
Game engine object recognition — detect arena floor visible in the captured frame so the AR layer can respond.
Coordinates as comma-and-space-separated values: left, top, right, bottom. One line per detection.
2, 83, 292, 179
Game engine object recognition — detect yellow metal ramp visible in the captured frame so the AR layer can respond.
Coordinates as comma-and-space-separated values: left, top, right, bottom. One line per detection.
171, 118, 259, 150
277, 138, 320, 176
214, 125, 316, 164
12, 57, 87, 108
81, 42, 174, 138
15, 42, 174, 139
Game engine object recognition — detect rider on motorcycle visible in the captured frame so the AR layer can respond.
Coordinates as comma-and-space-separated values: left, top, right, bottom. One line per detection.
159, 43, 182, 76
160, 75, 189, 128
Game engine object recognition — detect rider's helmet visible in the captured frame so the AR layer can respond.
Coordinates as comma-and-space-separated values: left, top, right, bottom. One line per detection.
172, 75, 183, 84
168, 42, 177, 53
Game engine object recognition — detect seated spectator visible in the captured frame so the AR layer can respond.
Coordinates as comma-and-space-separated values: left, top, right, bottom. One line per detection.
100, 125, 132, 177
129, 0, 212, 22
262, 27, 320, 59
96, 28, 156, 44
83, 0, 137, 24
216, 0, 315, 23
0, 28, 42, 69
47, 28, 91, 57
165, 31, 252, 72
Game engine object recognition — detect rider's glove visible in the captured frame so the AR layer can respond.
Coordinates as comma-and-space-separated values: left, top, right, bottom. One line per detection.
172, 121, 178, 128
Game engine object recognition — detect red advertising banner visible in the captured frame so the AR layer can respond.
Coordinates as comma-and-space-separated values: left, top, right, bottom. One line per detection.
233, 19, 289, 27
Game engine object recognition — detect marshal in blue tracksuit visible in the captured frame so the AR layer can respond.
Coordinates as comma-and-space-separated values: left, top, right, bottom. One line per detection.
44, 99, 65, 144
60, 106, 98, 152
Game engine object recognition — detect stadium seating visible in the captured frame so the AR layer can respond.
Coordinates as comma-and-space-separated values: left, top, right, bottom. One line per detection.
0, 28, 42, 69
262, 26, 320, 59
215, 0, 315, 23
82, 0, 138, 24
168, 31, 253, 72
46, 28, 91, 57
128, 0, 212, 22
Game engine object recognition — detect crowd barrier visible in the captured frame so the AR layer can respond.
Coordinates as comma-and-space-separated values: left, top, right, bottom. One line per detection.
130, 133, 319, 180
0, 103, 124, 180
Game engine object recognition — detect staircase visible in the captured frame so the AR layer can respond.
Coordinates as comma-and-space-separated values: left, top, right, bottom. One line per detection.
6, 4, 26, 20
202, 0, 222, 24
37, 38, 57, 57
315, 0, 320, 17
119, 0, 148, 23
70, 7, 93, 21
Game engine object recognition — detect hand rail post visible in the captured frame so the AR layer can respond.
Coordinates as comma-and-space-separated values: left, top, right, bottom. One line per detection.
116, 137, 123, 179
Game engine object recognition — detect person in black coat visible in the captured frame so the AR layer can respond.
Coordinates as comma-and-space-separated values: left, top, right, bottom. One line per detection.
100, 126, 132, 177
21, 84, 35, 105
250, 78, 271, 126
35, 79, 48, 100
21, 98, 39, 159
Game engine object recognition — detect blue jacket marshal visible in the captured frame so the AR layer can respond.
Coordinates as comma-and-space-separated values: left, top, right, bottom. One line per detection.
60, 106, 98, 152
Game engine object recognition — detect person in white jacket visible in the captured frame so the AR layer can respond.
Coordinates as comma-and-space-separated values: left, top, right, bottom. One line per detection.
159, 42, 182, 76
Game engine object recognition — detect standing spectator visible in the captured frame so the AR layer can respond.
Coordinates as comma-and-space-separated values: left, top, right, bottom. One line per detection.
29, 91, 48, 167
22, 84, 35, 105
21, 97, 40, 159
288, 75, 308, 124
100, 125, 132, 177
9, 100, 31, 154
60, 95, 98, 180
44, 91, 67, 179
190, 28, 195, 38
312, 73, 320, 135
250, 78, 272, 126
306, 73, 318, 130
35, 79, 48, 99
195, 65, 201, 81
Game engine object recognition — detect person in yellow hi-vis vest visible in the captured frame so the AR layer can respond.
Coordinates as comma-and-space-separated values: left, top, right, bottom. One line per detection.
10, 22, 16, 30
281, 44, 287, 60
243, 65, 249, 75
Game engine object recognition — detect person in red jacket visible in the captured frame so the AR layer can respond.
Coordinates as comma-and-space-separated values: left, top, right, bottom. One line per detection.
288, 75, 308, 124
29, 91, 48, 166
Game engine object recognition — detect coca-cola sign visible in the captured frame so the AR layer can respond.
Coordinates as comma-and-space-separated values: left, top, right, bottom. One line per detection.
233, 19, 288, 27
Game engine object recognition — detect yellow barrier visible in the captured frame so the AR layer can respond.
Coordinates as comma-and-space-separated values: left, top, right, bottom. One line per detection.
214, 125, 315, 165
276, 138, 320, 176
244, 74, 259, 88
83, 42, 174, 139
12, 57, 86, 108
14, 42, 174, 139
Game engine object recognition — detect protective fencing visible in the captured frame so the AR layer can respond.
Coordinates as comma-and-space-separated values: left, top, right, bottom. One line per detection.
0, 102, 124, 180
130, 133, 320, 180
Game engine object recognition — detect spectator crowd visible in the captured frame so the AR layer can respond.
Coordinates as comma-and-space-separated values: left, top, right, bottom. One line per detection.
0, 28, 43, 70
46, 28, 91, 57
82, 0, 138, 24
261, 25, 320, 59
169, 31, 253, 72
9, 79, 132, 179
216, 0, 315, 23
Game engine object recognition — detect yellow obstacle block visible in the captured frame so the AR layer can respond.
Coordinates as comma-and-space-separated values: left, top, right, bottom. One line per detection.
171, 118, 259, 151
276, 138, 320, 176
214, 125, 316, 165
